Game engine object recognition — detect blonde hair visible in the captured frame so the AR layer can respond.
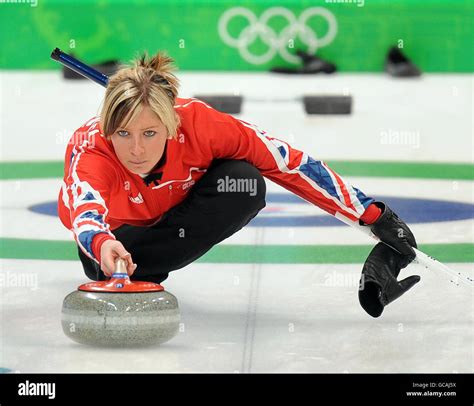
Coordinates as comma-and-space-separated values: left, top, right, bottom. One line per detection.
100, 51, 180, 139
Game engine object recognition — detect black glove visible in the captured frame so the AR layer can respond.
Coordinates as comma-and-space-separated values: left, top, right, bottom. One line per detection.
362, 201, 417, 269
359, 243, 420, 317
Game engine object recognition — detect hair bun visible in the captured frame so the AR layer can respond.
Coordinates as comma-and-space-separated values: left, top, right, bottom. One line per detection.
134, 51, 179, 98
136, 52, 173, 72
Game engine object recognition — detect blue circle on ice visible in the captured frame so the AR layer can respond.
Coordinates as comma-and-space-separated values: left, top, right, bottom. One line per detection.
29, 193, 474, 227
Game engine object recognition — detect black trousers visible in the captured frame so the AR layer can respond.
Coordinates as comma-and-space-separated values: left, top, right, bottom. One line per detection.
78, 159, 266, 284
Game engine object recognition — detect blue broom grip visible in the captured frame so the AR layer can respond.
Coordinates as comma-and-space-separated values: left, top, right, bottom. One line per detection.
51, 47, 109, 88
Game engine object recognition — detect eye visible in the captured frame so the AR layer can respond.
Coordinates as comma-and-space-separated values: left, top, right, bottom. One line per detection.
117, 130, 129, 137
144, 130, 156, 137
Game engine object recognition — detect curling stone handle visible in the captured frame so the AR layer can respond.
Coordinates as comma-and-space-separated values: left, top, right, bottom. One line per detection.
111, 258, 129, 279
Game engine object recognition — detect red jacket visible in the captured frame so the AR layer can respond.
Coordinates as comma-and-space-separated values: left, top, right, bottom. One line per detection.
58, 98, 375, 264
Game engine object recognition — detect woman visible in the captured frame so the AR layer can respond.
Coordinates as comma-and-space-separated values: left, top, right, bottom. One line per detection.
58, 52, 420, 317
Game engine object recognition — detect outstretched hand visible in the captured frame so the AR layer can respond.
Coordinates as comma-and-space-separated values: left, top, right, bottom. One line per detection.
100, 240, 137, 277
359, 242, 420, 317
364, 202, 417, 268
359, 202, 420, 317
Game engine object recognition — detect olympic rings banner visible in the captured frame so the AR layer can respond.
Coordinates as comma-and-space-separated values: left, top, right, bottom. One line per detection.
0, 0, 472, 71
218, 7, 338, 65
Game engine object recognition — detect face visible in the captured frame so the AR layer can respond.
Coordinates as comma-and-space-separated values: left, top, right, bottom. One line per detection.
109, 105, 168, 174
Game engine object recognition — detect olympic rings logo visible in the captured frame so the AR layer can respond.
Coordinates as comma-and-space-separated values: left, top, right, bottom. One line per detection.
218, 7, 338, 65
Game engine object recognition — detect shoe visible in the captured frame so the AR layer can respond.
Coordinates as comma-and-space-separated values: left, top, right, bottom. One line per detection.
270, 49, 337, 74
385, 46, 421, 77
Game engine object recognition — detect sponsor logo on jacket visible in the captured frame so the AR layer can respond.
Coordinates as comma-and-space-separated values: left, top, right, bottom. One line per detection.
129, 193, 144, 204
182, 180, 195, 191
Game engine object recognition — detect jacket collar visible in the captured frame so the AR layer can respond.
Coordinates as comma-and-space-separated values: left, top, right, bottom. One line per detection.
141, 141, 168, 187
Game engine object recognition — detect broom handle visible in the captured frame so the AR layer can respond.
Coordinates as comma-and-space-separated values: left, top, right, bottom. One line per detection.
51, 48, 109, 87
335, 213, 472, 288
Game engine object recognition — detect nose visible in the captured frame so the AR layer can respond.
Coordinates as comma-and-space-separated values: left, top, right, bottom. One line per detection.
130, 137, 145, 157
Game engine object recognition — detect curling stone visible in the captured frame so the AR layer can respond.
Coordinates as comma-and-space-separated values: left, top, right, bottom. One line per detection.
61, 259, 180, 347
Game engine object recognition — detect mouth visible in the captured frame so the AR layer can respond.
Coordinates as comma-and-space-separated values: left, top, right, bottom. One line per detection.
130, 160, 147, 165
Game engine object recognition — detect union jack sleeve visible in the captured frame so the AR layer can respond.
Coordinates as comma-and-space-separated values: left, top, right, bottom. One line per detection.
61, 127, 116, 263
197, 104, 374, 222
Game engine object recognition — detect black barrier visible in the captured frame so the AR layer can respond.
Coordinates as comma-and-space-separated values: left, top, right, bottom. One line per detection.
194, 94, 353, 115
